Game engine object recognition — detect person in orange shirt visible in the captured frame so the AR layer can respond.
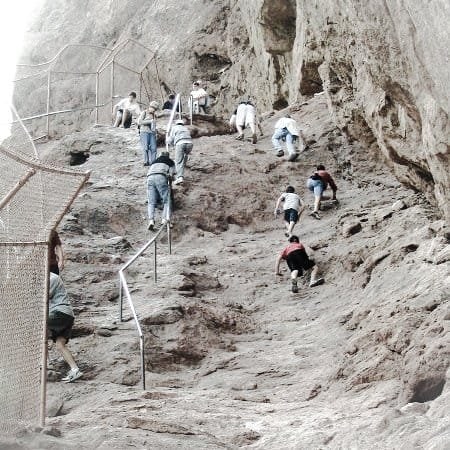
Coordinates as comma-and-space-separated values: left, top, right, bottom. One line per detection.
275, 235, 324, 293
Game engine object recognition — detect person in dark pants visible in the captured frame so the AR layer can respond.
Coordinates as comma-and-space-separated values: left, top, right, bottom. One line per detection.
275, 235, 324, 293
48, 273, 83, 383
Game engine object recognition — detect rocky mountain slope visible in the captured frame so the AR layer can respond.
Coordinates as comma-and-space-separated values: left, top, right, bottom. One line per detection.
2, 96, 449, 448
17, 0, 450, 220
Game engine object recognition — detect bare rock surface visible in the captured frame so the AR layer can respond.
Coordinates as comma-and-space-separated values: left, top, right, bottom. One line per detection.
2, 96, 448, 448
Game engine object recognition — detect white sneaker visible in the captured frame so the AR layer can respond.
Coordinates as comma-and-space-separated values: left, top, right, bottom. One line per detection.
62, 367, 83, 383
173, 177, 184, 185
147, 219, 155, 230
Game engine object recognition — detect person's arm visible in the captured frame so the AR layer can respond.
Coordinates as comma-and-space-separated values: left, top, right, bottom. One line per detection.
139, 111, 154, 126
167, 129, 175, 147
275, 254, 283, 275
55, 244, 64, 271
327, 172, 338, 198
274, 195, 283, 217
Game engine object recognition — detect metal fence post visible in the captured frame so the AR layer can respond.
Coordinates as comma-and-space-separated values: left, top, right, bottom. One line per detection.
154, 240, 157, 283
95, 72, 99, 124
110, 61, 115, 116
46, 72, 51, 138
140, 336, 146, 390
119, 275, 123, 322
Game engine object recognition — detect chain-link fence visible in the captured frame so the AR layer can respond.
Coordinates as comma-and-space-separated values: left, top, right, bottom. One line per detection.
0, 108, 89, 434
13, 39, 159, 139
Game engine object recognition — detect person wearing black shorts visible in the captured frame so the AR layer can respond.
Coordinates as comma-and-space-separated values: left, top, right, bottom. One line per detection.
274, 186, 305, 237
48, 273, 83, 383
275, 235, 324, 293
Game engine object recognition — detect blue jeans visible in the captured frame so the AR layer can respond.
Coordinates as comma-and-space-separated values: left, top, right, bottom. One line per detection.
147, 174, 170, 221
140, 132, 157, 164
271, 128, 298, 156
175, 142, 193, 178
307, 178, 324, 197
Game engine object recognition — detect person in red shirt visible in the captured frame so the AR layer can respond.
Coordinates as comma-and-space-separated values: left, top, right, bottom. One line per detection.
307, 164, 338, 219
275, 235, 324, 293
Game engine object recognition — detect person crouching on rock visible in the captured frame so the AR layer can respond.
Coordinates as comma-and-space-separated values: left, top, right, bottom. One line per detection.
167, 119, 193, 185
147, 150, 175, 230
48, 273, 83, 383
275, 235, 324, 293
112, 91, 142, 128
138, 101, 159, 166
306, 164, 338, 219
274, 185, 305, 237
272, 113, 305, 161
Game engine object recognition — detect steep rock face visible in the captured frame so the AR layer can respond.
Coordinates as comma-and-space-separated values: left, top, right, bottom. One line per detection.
18, 0, 449, 218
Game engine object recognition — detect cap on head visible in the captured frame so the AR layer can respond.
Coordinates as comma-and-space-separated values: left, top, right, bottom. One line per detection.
286, 185, 295, 193
149, 101, 159, 109
289, 235, 300, 243
316, 164, 326, 171
129, 91, 137, 98
175, 119, 184, 125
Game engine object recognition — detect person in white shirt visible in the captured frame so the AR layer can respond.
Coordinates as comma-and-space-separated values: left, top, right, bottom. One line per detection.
274, 185, 305, 237
272, 114, 306, 161
113, 91, 142, 128
235, 99, 263, 144
190, 81, 208, 114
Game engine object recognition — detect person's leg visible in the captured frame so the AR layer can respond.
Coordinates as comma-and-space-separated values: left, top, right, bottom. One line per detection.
122, 110, 132, 128
147, 179, 157, 220
55, 336, 78, 370
272, 128, 286, 155
113, 110, 122, 127
149, 132, 157, 163
156, 177, 170, 222
140, 133, 150, 165
309, 264, 324, 287
287, 209, 298, 235
248, 121, 257, 143
286, 133, 298, 157
175, 144, 184, 179
236, 123, 244, 139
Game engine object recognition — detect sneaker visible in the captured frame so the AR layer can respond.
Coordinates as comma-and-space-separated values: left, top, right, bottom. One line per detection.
276, 149, 284, 157
309, 278, 325, 288
173, 177, 184, 185
284, 231, 290, 237
235, 134, 244, 141
288, 153, 299, 162
309, 211, 321, 220
62, 368, 83, 383
252, 133, 257, 144
161, 218, 167, 226
291, 279, 299, 293
147, 219, 155, 230
143, 162, 149, 166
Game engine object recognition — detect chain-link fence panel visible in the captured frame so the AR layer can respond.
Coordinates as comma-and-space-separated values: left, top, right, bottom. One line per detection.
0, 108, 89, 435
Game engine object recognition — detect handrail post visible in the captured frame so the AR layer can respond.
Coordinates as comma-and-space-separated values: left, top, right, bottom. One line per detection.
119, 274, 123, 322
95, 71, 99, 124
154, 239, 157, 283
167, 221, 172, 255
140, 335, 146, 390
46, 72, 51, 138
110, 61, 115, 116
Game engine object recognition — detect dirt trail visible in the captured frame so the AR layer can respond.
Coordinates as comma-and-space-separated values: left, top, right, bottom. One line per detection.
4, 97, 449, 449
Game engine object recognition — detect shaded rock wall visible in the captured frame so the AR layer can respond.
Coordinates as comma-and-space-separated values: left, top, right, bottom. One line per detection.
19, 0, 449, 218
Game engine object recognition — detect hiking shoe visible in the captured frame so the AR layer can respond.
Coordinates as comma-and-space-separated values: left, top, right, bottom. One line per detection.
309, 211, 321, 220
276, 149, 284, 157
285, 231, 290, 237
147, 219, 155, 230
235, 134, 244, 141
288, 153, 299, 162
309, 278, 325, 288
173, 177, 184, 185
252, 133, 257, 144
62, 368, 83, 383
291, 279, 299, 293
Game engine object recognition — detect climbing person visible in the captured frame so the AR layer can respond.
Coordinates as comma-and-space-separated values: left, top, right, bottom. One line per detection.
138, 101, 159, 166
235, 99, 263, 144
307, 164, 338, 219
190, 81, 208, 114
113, 91, 141, 128
229, 108, 237, 132
274, 186, 305, 237
272, 113, 306, 161
163, 94, 175, 111
48, 272, 83, 383
275, 235, 324, 293
146, 150, 175, 230
167, 119, 193, 185
49, 229, 64, 275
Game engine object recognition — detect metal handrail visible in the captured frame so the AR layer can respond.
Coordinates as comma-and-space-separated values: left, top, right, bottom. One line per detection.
165, 93, 182, 150
118, 216, 172, 390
